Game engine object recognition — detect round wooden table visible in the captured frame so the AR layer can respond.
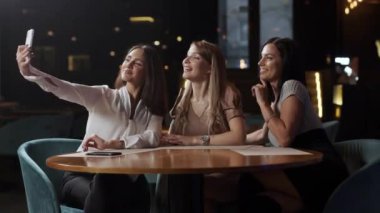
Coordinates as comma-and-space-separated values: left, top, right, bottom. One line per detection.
46, 147, 323, 174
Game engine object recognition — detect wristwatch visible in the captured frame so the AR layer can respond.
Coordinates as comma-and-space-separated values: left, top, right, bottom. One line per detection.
200, 135, 210, 146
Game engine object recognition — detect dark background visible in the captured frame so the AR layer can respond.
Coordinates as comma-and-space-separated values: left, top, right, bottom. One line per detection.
0, 0, 379, 140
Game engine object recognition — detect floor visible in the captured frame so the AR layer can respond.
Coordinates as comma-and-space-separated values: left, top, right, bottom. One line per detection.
0, 156, 27, 213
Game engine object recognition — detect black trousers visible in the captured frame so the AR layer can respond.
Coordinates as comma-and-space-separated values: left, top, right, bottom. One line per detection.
61, 172, 150, 213
155, 174, 203, 213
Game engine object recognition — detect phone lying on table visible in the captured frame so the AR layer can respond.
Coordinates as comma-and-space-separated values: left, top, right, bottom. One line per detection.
86, 151, 122, 156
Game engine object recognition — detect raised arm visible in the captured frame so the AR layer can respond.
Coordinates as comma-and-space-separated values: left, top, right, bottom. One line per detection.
261, 96, 304, 147
253, 80, 305, 147
16, 45, 103, 108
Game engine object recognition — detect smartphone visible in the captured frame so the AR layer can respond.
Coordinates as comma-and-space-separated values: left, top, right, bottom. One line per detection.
86, 151, 122, 156
25, 29, 34, 47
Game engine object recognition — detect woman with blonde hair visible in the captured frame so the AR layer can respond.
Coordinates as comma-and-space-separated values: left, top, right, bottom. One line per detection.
164, 40, 245, 146
159, 40, 245, 213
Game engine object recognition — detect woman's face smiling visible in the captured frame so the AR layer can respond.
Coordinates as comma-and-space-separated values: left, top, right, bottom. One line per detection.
120, 48, 146, 86
258, 43, 283, 82
182, 44, 211, 82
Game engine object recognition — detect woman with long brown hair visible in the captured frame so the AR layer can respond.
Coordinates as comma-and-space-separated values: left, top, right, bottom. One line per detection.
16, 44, 167, 213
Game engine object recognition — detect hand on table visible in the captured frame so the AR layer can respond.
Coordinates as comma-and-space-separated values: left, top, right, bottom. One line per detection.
160, 134, 197, 146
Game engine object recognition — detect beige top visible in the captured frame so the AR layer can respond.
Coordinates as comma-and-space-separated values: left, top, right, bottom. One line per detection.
175, 85, 243, 136
268, 80, 322, 146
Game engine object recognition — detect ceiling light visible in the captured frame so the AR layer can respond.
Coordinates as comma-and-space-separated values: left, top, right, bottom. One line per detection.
129, 16, 155, 23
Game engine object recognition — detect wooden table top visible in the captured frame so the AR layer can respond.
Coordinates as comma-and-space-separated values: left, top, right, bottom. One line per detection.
46, 147, 323, 174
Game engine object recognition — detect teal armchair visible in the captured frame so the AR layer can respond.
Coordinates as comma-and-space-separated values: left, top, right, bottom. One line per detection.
17, 138, 83, 213
18, 138, 158, 213
324, 157, 380, 213
322, 120, 339, 143
332, 139, 380, 175
1, 114, 74, 156
323, 139, 380, 212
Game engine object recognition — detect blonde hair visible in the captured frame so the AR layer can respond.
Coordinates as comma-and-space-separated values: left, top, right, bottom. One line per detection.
170, 40, 228, 134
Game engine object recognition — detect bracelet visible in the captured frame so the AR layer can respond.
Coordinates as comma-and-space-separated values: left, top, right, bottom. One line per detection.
265, 113, 277, 124
200, 135, 210, 146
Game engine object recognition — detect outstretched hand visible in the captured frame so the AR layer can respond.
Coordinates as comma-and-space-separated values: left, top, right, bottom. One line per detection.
16, 45, 33, 76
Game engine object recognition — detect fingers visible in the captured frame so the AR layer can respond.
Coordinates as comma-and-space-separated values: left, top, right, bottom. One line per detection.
82, 137, 95, 151
16, 45, 27, 55
81, 139, 90, 151
16, 45, 32, 67
161, 134, 182, 145
251, 85, 256, 97
82, 135, 107, 151
251, 83, 265, 97
16, 45, 29, 59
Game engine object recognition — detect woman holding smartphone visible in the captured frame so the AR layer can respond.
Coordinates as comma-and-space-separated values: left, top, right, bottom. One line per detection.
16, 44, 167, 213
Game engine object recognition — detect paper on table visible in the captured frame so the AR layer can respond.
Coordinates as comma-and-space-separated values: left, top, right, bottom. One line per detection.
232, 146, 311, 156
55, 145, 261, 157
157, 145, 261, 150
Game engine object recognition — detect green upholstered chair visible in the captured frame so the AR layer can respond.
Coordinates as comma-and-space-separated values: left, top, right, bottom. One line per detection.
244, 113, 264, 133
322, 120, 340, 143
18, 138, 157, 213
332, 139, 380, 175
17, 138, 83, 213
323, 157, 380, 213
1, 114, 74, 156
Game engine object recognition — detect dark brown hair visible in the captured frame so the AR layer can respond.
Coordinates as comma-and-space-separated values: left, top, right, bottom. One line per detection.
262, 37, 304, 85
114, 44, 167, 116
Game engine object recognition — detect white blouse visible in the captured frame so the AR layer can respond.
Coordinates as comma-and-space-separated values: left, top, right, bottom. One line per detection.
23, 66, 163, 151
268, 80, 322, 146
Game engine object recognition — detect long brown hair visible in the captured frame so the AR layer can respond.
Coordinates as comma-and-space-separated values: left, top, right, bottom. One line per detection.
114, 44, 167, 116
170, 40, 229, 134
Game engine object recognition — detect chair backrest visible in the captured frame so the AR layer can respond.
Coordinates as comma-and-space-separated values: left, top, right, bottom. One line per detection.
244, 113, 264, 132
17, 138, 81, 213
324, 158, 380, 213
322, 120, 339, 143
1, 114, 74, 156
333, 139, 380, 175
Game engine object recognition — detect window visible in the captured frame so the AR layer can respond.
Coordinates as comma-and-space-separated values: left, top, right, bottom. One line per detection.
218, 0, 249, 69
68, 55, 91, 72
260, 0, 293, 45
